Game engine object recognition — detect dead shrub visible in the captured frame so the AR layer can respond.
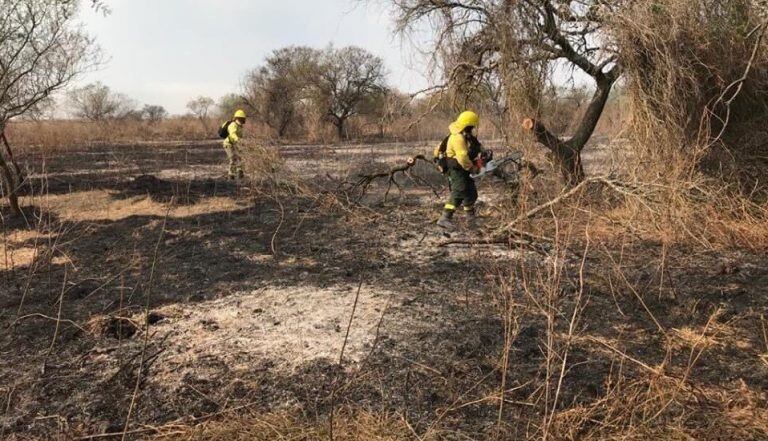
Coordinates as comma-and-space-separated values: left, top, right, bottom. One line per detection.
239, 140, 307, 197
613, 0, 768, 185
577, 0, 768, 249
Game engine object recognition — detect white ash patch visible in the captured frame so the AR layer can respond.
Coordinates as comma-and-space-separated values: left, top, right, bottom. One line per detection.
147, 285, 391, 380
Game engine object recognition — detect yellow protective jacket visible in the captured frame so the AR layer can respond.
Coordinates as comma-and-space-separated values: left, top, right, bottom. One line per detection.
223, 121, 243, 147
433, 122, 474, 171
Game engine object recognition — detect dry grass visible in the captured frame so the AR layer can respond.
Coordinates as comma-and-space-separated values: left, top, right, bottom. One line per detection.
6, 118, 214, 151
582, 175, 768, 251
155, 409, 412, 441
4, 111, 508, 154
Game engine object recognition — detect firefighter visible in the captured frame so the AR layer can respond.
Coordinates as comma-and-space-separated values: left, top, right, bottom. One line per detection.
222, 109, 247, 179
434, 111, 483, 230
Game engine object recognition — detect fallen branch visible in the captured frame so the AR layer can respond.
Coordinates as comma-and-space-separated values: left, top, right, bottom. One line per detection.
494, 177, 595, 236
439, 176, 642, 249
347, 155, 433, 201
437, 236, 551, 255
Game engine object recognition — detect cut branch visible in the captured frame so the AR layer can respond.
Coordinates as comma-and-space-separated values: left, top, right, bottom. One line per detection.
440, 176, 641, 249
347, 155, 434, 201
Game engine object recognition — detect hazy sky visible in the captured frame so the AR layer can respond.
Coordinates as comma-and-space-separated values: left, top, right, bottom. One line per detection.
76, 0, 432, 115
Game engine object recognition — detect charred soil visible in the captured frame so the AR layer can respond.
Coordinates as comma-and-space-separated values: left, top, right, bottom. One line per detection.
1, 141, 766, 440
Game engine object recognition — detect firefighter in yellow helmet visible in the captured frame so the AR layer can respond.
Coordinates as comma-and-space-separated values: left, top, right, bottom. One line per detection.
221, 109, 247, 179
433, 111, 484, 230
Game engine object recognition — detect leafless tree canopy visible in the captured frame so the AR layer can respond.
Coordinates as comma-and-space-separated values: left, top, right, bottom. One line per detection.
0, 0, 99, 124
242, 46, 320, 138
387, 0, 624, 183
315, 46, 387, 140
141, 104, 168, 123
186, 96, 215, 131
216, 93, 247, 121
187, 96, 214, 119
0, 0, 100, 215
67, 82, 136, 121
361, 89, 412, 139
389, 0, 768, 186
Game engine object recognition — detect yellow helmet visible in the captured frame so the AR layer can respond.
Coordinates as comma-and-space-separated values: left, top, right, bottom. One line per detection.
234, 109, 247, 119
455, 111, 479, 131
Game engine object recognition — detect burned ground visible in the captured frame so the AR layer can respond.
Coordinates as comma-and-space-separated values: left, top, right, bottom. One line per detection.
1, 141, 766, 440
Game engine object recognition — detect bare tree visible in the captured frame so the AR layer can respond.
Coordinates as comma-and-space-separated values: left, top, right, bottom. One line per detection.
0, 0, 100, 216
186, 96, 215, 132
243, 69, 295, 138
68, 82, 135, 121
360, 88, 411, 138
141, 104, 167, 123
475, 74, 511, 142
216, 93, 247, 121
313, 46, 387, 140
388, 0, 623, 184
242, 46, 320, 138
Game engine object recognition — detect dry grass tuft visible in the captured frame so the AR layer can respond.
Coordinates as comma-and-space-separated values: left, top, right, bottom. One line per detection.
152, 409, 411, 441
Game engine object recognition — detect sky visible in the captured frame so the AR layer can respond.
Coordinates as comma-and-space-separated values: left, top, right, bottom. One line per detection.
75, 0, 433, 115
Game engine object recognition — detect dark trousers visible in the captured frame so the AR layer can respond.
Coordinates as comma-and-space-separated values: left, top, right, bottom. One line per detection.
445, 168, 477, 211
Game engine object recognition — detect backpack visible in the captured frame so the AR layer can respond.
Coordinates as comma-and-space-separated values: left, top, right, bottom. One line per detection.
435, 133, 483, 174
435, 135, 452, 174
465, 133, 483, 160
218, 120, 233, 139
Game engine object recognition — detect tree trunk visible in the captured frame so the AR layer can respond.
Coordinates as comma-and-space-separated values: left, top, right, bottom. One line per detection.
277, 121, 288, 138
278, 109, 293, 138
523, 73, 616, 185
1, 132, 23, 179
554, 141, 585, 185
336, 118, 347, 141
524, 119, 584, 185
198, 117, 209, 134
0, 129, 21, 216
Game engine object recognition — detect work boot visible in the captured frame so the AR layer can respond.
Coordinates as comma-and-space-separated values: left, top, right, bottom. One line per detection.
465, 207, 478, 229
436, 211, 456, 231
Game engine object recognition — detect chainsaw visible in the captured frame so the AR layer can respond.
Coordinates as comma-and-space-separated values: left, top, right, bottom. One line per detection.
471, 150, 523, 179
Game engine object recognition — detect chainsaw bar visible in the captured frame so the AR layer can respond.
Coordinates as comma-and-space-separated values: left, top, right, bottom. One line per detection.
471, 152, 523, 179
